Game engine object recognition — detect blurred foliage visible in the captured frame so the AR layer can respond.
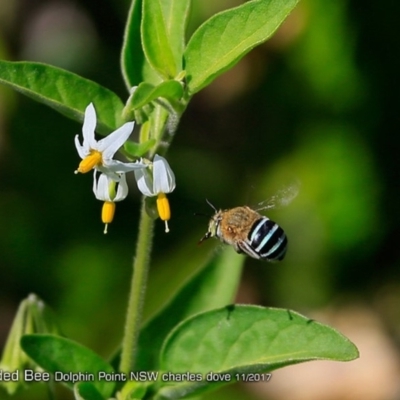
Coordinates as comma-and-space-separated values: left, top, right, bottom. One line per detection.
0, 0, 399, 399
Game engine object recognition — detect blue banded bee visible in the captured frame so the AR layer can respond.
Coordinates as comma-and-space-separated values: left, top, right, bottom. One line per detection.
199, 183, 299, 262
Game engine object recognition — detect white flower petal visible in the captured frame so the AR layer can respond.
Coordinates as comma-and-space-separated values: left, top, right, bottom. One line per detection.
97, 166, 120, 181
105, 159, 147, 173
74, 134, 87, 158
93, 173, 111, 201
153, 155, 176, 194
98, 121, 135, 158
82, 103, 97, 150
92, 170, 98, 195
115, 174, 129, 201
134, 168, 154, 197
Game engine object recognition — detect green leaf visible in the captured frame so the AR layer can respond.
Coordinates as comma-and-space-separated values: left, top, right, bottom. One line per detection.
141, 0, 178, 79
131, 81, 184, 109
159, 0, 191, 72
135, 247, 244, 371
0, 60, 124, 133
157, 305, 359, 399
0, 294, 62, 395
121, 0, 190, 88
20, 334, 115, 398
184, 0, 300, 94
124, 138, 156, 157
119, 381, 149, 400
28, 294, 62, 336
0, 298, 31, 395
74, 382, 105, 400
121, 0, 143, 88
121, 0, 158, 88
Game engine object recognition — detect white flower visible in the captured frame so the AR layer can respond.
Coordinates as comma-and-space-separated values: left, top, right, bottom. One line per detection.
134, 154, 176, 232
74, 103, 146, 179
93, 172, 129, 234
134, 154, 175, 196
93, 172, 128, 202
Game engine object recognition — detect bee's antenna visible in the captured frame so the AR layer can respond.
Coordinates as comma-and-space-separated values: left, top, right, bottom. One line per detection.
205, 198, 218, 213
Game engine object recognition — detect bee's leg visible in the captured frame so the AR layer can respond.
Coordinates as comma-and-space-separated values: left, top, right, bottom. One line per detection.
235, 243, 244, 254
237, 241, 260, 259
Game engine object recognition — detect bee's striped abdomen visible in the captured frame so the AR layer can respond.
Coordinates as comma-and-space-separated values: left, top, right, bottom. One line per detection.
248, 217, 287, 261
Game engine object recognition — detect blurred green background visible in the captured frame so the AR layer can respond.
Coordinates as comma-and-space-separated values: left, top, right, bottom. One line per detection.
1, 0, 399, 399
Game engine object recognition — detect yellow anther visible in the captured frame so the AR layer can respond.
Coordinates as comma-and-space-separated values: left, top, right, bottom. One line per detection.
75, 150, 102, 174
156, 193, 171, 233
102, 201, 116, 234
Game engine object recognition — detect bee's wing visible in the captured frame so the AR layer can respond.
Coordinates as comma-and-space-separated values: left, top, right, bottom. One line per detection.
256, 180, 300, 211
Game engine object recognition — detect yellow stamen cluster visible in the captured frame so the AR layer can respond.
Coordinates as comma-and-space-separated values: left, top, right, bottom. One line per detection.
102, 201, 116, 234
156, 193, 171, 233
75, 150, 102, 174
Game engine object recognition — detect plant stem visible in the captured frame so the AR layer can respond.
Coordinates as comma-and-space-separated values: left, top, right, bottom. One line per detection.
120, 198, 154, 373
119, 102, 180, 373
